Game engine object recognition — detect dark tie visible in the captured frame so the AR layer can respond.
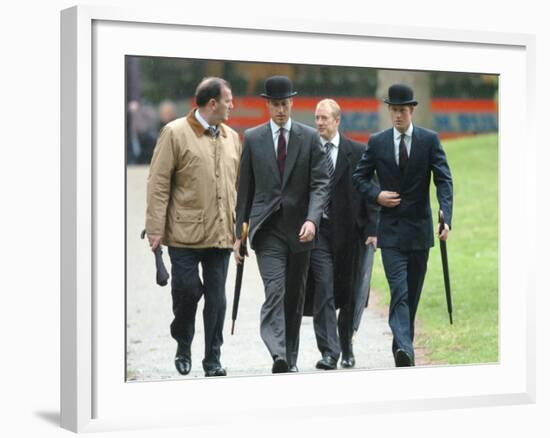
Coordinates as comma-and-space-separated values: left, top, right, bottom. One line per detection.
277, 128, 286, 180
207, 126, 219, 138
399, 133, 408, 174
323, 142, 335, 218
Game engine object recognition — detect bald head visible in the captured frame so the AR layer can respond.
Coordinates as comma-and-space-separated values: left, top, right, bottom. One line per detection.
194, 77, 233, 126
195, 77, 231, 108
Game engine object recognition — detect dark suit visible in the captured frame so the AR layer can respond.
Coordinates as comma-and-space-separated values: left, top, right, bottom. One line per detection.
236, 120, 330, 368
352, 125, 452, 363
304, 135, 379, 361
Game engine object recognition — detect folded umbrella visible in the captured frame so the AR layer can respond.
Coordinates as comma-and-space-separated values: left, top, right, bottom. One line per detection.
438, 210, 453, 324
140, 229, 169, 287
352, 242, 376, 335
231, 223, 249, 335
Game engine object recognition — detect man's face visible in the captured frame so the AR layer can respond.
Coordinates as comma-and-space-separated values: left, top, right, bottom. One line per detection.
212, 85, 234, 123
315, 103, 340, 141
389, 104, 414, 133
268, 98, 292, 126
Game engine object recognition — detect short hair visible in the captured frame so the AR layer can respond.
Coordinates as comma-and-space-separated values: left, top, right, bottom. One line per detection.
316, 98, 341, 119
195, 77, 231, 107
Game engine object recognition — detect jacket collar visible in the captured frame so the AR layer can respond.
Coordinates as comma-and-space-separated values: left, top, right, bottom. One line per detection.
186, 109, 228, 138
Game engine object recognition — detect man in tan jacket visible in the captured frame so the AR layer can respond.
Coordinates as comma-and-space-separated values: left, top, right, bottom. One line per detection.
146, 77, 241, 377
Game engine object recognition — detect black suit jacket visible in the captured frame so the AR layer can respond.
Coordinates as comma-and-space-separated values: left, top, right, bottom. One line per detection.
304, 134, 380, 314
235, 120, 330, 253
352, 125, 453, 251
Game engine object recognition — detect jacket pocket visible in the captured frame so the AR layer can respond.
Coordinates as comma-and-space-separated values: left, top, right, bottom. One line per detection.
173, 209, 205, 244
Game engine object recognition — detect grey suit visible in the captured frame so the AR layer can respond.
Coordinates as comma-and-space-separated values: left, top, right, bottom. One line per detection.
236, 120, 330, 367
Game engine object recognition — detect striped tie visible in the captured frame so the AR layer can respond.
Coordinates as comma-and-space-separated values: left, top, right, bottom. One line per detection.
323, 142, 335, 218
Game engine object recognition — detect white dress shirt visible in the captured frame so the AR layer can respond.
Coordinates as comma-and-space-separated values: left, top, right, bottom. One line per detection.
195, 108, 215, 131
393, 124, 414, 165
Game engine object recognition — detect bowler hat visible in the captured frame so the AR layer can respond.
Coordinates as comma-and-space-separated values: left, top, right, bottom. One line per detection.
260, 76, 298, 99
384, 84, 418, 106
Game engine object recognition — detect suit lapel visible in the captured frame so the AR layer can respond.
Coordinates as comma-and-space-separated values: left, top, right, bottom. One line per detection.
333, 137, 350, 186
282, 122, 302, 189
262, 124, 282, 184
402, 127, 420, 183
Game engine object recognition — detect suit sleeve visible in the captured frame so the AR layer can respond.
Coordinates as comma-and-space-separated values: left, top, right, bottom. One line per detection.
431, 134, 453, 228
235, 134, 254, 239
352, 140, 379, 239
363, 173, 380, 238
352, 138, 381, 205
145, 126, 176, 236
306, 134, 330, 229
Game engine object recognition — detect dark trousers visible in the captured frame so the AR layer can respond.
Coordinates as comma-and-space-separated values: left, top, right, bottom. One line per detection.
336, 239, 369, 359
168, 246, 230, 371
309, 219, 341, 360
337, 291, 356, 359
254, 213, 310, 367
381, 247, 429, 363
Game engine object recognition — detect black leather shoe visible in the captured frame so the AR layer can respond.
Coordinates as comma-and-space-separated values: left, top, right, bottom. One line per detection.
204, 367, 227, 377
316, 355, 338, 370
174, 343, 191, 375
288, 365, 299, 372
340, 354, 356, 368
272, 357, 289, 373
395, 349, 413, 367
175, 356, 191, 375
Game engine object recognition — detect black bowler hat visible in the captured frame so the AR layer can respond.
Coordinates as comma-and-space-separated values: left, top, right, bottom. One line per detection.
384, 84, 418, 106
260, 75, 298, 99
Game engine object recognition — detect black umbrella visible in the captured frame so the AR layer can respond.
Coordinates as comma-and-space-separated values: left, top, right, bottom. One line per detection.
140, 229, 169, 287
352, 242, 376, 334
438, 210, 453, 324
231, 223, 249, 335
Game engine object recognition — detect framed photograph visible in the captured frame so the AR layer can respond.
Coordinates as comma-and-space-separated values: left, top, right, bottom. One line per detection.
61, 5, 535, 433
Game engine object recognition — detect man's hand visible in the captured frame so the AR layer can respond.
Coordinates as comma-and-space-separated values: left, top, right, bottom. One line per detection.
365, 236, 378, 250
147, 233, 162, 252
298, 220, 316, 243
233, 239, 247, 264
438, 223, 450, 241
376, 191, 401, 208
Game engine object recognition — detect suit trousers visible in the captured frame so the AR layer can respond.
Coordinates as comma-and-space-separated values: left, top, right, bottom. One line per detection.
254, 212, 311, 367
309, 219, 341, 360
381, 247, 429, 363
168, 247, 230, 372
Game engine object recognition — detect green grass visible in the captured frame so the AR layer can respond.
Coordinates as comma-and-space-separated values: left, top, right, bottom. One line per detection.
370, 133, 498, 365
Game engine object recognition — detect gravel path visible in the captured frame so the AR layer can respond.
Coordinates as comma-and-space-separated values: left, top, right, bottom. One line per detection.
126, 165, 395, 381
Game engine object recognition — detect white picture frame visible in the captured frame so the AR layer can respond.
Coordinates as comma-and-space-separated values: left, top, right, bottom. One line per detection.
60, 5, 536, 433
